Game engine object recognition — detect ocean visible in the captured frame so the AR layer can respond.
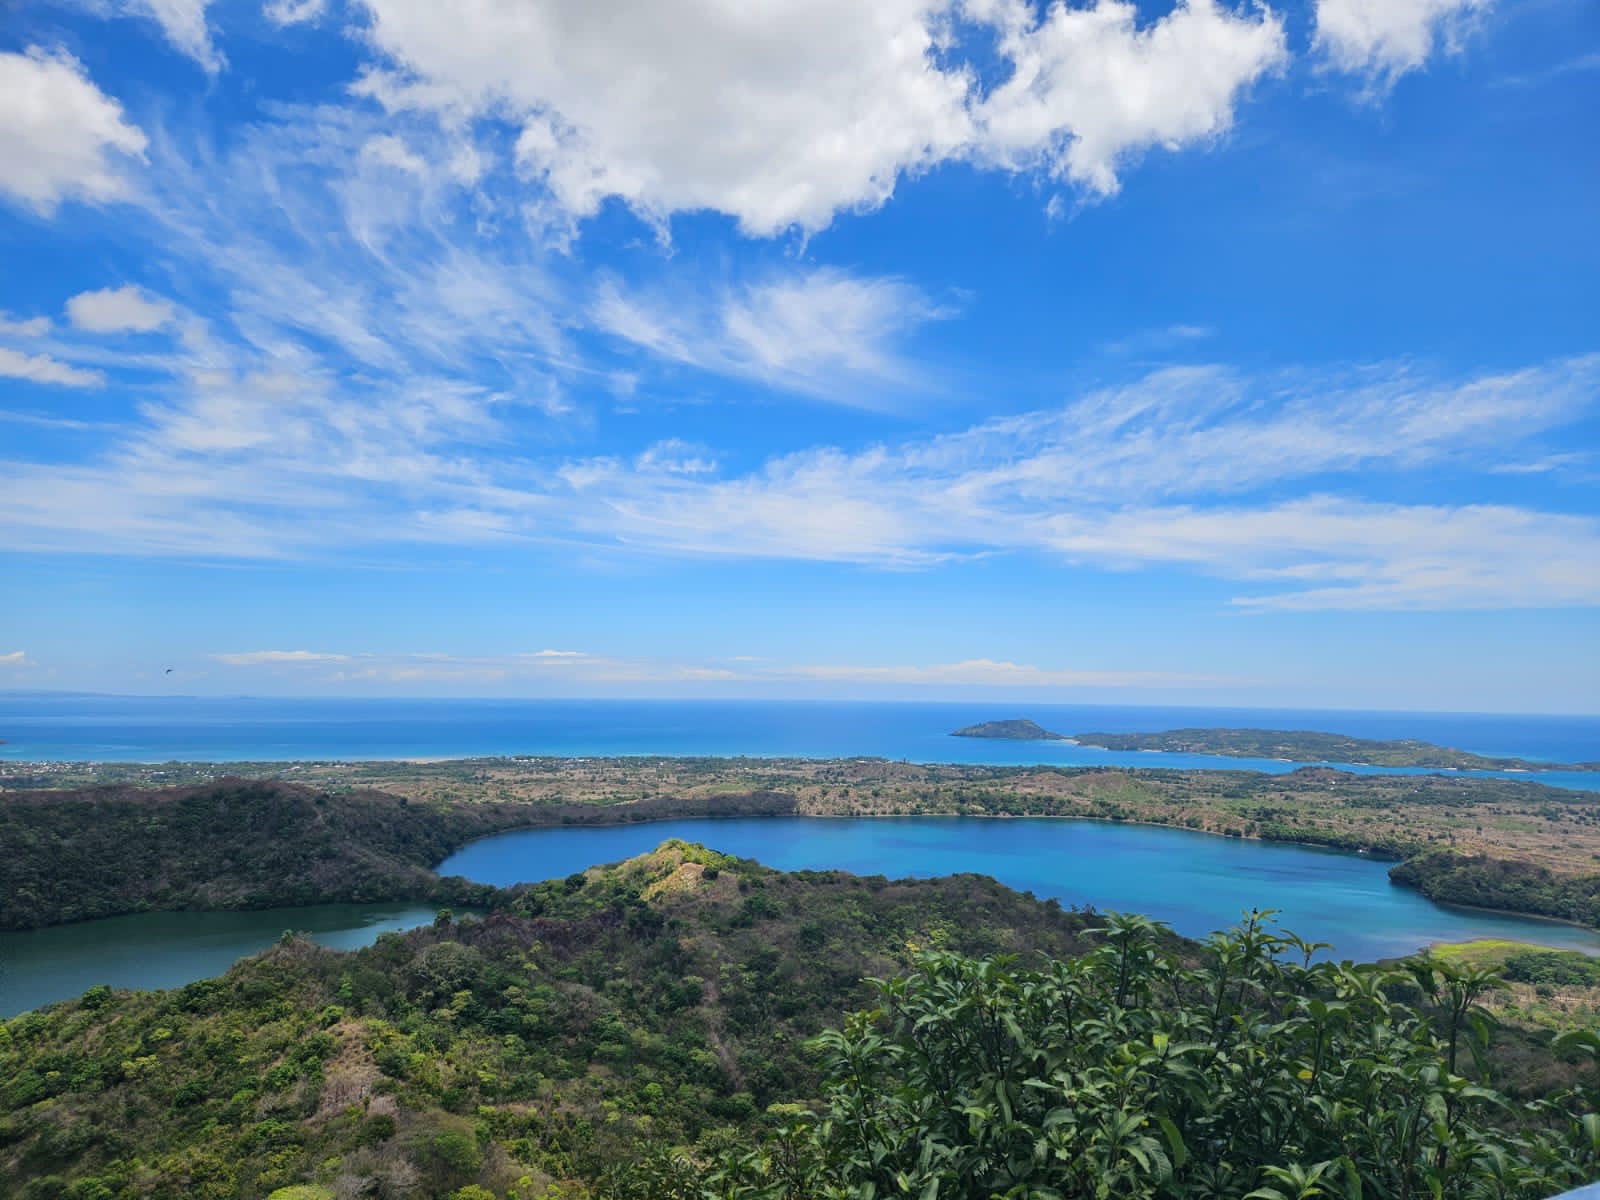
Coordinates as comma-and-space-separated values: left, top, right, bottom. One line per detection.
1, 694, 1596, 789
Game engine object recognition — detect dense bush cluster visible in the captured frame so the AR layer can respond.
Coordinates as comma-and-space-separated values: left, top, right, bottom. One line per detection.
628, 914, 1600, 1200
1391, 852, 1600, 930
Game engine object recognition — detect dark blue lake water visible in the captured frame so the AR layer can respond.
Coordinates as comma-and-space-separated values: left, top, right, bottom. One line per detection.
441, 817, 1600, 963
3, 696, 1597, 790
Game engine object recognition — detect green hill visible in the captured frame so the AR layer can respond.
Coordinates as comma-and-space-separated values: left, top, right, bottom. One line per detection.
0, 779, 796, 931
950, 718, 1068, 740
3, 845, 1596, 1199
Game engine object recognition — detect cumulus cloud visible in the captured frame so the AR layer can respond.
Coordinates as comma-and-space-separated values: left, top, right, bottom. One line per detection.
120, 0, 224, 73
0, 49, 147, 214
0, 651, 32, 668
0, 347, 105, 388
67, 285, 176, 333
350, 0, 1284, 235
972, 0, 1287, 195
1315, 0, 1489, 82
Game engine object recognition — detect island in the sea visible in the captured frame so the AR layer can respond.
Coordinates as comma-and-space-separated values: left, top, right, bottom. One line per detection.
1069, 727, 1599, 773
951, 718, 1069, 741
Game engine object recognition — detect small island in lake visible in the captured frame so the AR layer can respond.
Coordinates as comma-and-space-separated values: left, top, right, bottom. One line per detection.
951, 718, 1069, 741
1068, 727, 1599, 773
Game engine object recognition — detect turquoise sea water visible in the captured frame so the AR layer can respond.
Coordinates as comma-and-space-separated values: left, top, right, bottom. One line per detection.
3, 696, 1598, 790
440, 817, 1600, 963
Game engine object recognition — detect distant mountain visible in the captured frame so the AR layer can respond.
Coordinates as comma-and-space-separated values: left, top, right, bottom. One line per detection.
950, 718, 1069, 741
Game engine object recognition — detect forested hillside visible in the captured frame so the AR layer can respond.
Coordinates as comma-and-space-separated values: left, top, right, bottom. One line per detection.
3, 844, 1596, 1199
0, 780, 796, 930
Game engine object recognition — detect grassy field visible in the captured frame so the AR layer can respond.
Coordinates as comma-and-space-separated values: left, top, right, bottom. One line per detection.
1431, 939, 1600, 1031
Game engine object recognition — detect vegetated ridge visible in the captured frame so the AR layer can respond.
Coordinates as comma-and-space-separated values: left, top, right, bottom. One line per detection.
2, 846, 1596, 1199
5, 760, 1600, 930
1071, 726, 1600, 772
950, 718, 1068, 740
0, 779, 795, 932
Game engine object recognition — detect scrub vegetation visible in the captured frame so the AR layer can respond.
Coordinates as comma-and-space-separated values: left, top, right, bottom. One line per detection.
3, 846, 1596, 1200
1067, 728, 1598, 773
5, 760, 1599, 929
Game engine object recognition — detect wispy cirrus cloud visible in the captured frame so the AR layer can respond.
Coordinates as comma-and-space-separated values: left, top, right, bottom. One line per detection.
206, 647, 1235, 691
117, 0, 224, 74
591, 268, 949, 405
7, 346, 1593, 613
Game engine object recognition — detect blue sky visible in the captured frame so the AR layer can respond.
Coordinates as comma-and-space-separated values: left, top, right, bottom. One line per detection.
0, 0, 1596, 712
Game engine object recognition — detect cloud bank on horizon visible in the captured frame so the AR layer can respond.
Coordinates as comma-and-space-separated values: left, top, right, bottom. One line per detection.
0, 0, 1596, 708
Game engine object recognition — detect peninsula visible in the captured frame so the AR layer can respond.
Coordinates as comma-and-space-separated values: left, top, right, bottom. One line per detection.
950, 718, 1068, 741
1069, 727, 1599, 773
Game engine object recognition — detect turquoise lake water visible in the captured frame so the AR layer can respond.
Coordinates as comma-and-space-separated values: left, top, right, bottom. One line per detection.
0, 903, 441, 1017
9, 816, 1600, 1017
443, 817, 1600, 963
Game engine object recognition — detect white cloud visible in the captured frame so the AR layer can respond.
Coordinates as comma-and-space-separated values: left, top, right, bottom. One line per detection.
358, 0, 973, 236
0, 312, 51, 337
0, 651, 32, 668
0, 347, 105, 387
1039, 498, 1600, 611
635, 440, 717, 476
265, 0, 327, 25
361, 133, 428, 175
201, 646, 1220, 691
119, 0, 224, 73
212, 650, 352, 664
67, 285, 176, 333
350, 0, 1285, 235
553, 356, 1600, 606
593, 268, 947, 403
787, 658, 1230, 687
972, 0, 1288, 195
0, 48, 147, 214
1315, 0, 1489, 82
3, 329, 1595, 613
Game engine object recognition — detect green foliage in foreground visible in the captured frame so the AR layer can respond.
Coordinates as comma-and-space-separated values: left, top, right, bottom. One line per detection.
2, 843, 1596, 1199
0, 844, 1100, 1199
624, 914, 1600, 1200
